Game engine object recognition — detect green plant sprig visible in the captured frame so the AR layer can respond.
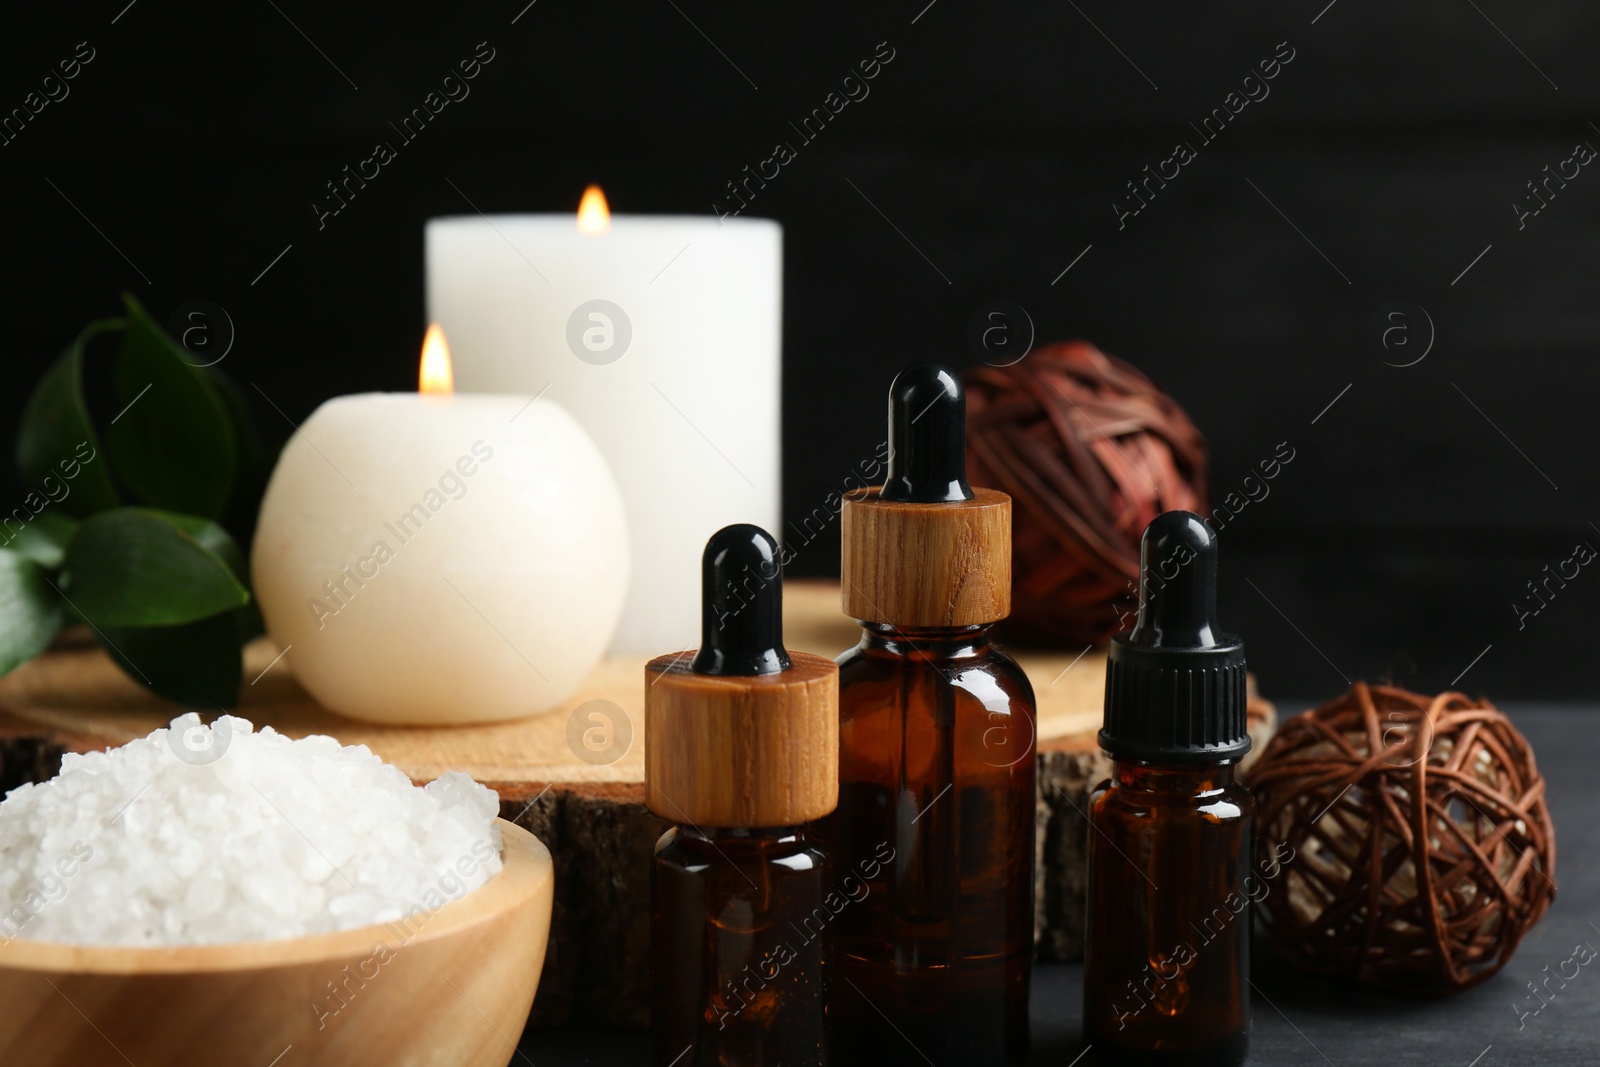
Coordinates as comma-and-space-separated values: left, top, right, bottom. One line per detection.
1, 294, 276, 706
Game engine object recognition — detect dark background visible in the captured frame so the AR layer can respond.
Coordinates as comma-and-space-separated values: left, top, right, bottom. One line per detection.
3, 0, 1597, 700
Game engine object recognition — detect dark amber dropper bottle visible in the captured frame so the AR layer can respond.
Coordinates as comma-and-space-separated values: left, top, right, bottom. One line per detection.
647, 524, 841, 1067
1084, 511, 1253, 1066
830, 364, 1036, 1065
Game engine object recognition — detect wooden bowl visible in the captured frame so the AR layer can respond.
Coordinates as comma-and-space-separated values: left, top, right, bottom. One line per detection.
0, 819, 553, 1067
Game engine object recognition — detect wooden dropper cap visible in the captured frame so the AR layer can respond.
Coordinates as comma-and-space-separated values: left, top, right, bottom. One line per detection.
645, 524, 839, 827
842, 363, 1012, 627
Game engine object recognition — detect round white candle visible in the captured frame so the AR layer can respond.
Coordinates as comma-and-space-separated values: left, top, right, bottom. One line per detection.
251, 392, 629, 725
425, 202, 780, 654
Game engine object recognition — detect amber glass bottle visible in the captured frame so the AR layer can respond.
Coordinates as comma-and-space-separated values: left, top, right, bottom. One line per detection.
1083, 512, 1253, 1066
831, 365, 1036, 1065
653, 825, 829, 1065
647, 524, 840, 1067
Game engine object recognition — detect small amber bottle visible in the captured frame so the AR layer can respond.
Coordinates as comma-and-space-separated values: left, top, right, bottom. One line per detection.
647, 524, 840, 1067
1084, 512, 1253, 1066
830, 364, 1036, 1065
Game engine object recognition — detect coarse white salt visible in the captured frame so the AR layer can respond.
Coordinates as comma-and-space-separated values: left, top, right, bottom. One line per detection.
0, 714, 503, 946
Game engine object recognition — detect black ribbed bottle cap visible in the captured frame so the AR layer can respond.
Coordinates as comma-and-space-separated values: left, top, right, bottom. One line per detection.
1100, 511, 1249, 763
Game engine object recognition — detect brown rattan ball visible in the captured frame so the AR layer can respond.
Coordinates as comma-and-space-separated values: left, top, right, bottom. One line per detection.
963, 341, 1208, 645
1246, 683, 1556, 995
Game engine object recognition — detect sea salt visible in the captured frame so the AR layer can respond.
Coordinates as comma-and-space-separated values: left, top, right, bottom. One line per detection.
0, 714, 503, 946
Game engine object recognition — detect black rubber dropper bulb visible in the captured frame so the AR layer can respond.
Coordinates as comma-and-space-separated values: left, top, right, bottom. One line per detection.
691, 523, 792, 677
1101, 509, 1249, 762
1127, 511, 1220, 649
879, 363, 975, 503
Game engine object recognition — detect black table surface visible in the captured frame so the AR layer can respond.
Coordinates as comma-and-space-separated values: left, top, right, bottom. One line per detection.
518, 705, 1597, 1065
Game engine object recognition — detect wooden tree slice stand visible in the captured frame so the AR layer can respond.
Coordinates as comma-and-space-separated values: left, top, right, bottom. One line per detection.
0, 580, 1273, 1030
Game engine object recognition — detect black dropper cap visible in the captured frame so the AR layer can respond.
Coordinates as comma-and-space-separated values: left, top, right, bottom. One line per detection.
691, 524, 792, 676
880, 363, 974, 503
1100, 511, 1249, 763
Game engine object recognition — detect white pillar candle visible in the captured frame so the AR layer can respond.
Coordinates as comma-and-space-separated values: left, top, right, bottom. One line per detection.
251, 332, 629, 724
425, 191, 780, 654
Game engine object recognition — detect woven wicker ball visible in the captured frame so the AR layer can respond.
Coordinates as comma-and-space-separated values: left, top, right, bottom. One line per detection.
1246, 683, 1556, 995
963, 341, 1208, 645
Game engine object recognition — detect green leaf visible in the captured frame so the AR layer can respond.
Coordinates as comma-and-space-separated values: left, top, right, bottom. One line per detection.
61, 509, 249, 627
205, 366, 278, 549
0, 550, 64, 676
142, 508, 247, 583
16, 319, 122, 518
233, 601, 265, 645
3, 511, 80, 569
98, 611, 243, 707
106, 295, 238, 520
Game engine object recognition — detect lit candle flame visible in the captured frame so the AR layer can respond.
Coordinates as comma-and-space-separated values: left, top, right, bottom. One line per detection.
419, 324, 454, 395
576, 184, 611, 235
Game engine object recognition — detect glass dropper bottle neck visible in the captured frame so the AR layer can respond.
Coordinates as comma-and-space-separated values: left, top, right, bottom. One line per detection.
1109, 757, 1240, 794
674, 824, 810, 852
856, 621, 994, 660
